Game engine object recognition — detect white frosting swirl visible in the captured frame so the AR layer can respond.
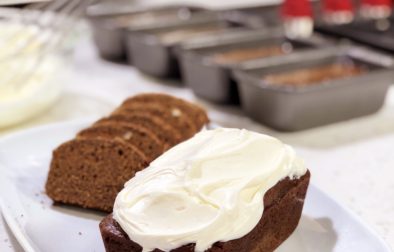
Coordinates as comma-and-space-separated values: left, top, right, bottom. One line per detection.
113, 128, 307, 252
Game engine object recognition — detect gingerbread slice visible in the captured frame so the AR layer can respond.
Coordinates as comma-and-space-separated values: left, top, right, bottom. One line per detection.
77, 123, 165, 162
45, 138, 148, 212
95, 112, 182, 148
114, 102, 197, 139
122, 93, 209, 130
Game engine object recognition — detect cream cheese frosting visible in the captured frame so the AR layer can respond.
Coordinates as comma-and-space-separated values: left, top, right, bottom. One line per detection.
113, 128, 307, 252
0, 21, 64, 128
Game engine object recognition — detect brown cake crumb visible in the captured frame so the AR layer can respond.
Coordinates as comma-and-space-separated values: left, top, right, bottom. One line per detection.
213, 45, 286, 64
46, 138, 148, 212
77, 123, 165, 162
263, 63, 367, 86
123, 93, 209, 130
96, 112, 182, 148
113, 102, 197, 139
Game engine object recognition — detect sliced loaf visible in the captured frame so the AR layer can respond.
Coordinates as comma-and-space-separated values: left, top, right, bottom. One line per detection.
46, 138, 148, 212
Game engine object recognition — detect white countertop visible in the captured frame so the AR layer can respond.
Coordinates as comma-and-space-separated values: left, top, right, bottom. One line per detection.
1, 32, 394, 252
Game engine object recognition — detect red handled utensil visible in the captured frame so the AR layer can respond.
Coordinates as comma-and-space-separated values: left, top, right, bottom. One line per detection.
281, 0, 314, 38
361, 0, 392, 19
322, 0, 354, 24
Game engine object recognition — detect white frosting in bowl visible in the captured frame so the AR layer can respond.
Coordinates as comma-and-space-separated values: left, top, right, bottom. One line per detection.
0, 20, 69, 128
113, 128, 307, 252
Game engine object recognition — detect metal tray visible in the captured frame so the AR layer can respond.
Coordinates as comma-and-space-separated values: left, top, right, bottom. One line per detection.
233, 46, 394, 131
179, 29, 330, 104
86, 5, 205, 62
316, 18, 394, 54
125, 12, 241, 78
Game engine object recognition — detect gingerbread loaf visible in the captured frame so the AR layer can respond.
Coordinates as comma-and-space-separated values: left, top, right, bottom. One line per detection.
99, 128, 310, 252
45, 93, 209, 212
100, 171, 310, 252
263, 63, 366, 86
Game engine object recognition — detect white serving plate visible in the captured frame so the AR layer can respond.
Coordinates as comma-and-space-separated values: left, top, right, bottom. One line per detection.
0, 119, 391, 252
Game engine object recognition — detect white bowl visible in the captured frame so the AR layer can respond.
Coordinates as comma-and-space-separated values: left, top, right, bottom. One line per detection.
0, 9, 75, 128
0, 56, 67, 128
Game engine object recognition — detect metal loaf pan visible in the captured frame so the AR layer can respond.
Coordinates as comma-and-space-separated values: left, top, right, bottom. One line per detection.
233, 46, 394, 131
179, 29, 330, 104
316, 18, 394, 54
222, 1, 322, 28
222, 4, 280, 28
125, 12, 240, 78
86, 4, 205, 62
